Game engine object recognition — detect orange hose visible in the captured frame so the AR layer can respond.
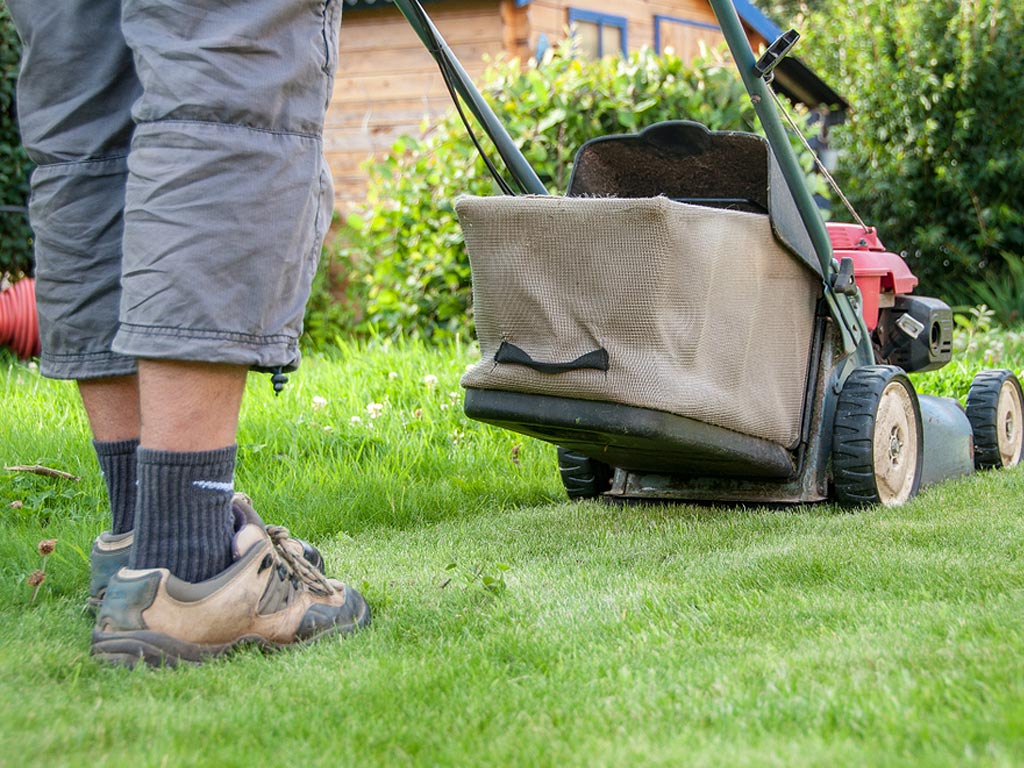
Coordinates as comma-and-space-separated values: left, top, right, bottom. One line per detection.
0, 277, 41, 359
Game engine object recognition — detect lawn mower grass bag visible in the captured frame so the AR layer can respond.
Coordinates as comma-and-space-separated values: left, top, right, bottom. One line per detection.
455, 194, 822, 461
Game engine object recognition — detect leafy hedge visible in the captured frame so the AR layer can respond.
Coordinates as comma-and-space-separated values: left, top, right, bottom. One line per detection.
337, 43, 822, 342
0, 6, 32, 277
800, 0, 1024, 311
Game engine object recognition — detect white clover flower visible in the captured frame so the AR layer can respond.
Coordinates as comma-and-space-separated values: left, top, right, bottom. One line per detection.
311, 395, 328, 411
388, 371, 399, 380
424, 374, 439, 389
366, 402, 385, 419
350, 416, 363, 425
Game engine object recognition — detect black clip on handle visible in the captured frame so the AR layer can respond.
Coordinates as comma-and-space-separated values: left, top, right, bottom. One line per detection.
754, 29, 800, 82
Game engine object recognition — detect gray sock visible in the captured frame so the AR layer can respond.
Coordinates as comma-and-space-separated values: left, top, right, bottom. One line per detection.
129, 445, 237, 583
93, 438, 139, 535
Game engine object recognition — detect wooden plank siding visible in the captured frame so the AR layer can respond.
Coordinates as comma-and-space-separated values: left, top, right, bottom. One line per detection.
328, 0, 516, 209
326, 0, 765, 211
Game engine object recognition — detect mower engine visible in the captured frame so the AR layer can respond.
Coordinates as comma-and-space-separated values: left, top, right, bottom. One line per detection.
828, 222, 953, 373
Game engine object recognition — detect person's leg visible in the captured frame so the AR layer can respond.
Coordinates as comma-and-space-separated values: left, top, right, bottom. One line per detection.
128, 360, 247, 583
78, 377, 141, 443
6, 0, 142, 545
6, 0, 343, 634
79, 377, 140, 536
81, 365, 329, 604
89, 0, 369, 667
137, 361, 246, 452
9, 0, 252, 591
107, 0, 340, 583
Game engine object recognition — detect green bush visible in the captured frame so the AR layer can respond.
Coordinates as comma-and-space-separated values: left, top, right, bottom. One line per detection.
0, 6, 33, 277
338, 43, 823, 342
800, 0, 1024, 307
302, 222, 366, 353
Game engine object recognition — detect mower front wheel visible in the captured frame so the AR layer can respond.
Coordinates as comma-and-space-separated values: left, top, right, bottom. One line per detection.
966, 369, 1024, 469
832, 366, 924, 507
557, 447, 613, 500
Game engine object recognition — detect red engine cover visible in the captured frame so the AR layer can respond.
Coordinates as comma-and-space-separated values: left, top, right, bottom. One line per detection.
826, 223, 918, 331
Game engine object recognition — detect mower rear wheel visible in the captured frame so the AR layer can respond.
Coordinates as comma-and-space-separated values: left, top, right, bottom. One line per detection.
966, 369, 1024, 469
557, 447, 613, 500
833, 366, 923, 507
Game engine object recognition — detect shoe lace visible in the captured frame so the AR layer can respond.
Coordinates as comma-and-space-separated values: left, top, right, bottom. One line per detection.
266, 525, 336, 597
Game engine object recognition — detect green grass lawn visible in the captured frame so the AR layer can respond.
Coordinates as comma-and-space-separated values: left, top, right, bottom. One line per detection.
2, 335, 1023, 767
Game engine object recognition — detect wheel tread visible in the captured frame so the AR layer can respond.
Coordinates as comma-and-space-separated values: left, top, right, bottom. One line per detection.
557, 448, 613, 500
966, 369, 1024, 469
832, 365, 923, 508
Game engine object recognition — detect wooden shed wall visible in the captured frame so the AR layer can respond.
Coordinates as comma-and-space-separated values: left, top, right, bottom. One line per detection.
327, 0, 514, 209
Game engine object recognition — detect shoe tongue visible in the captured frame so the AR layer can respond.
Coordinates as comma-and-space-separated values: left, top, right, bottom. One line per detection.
233, 524, 265, 558
230, 493, 268, 558
231, 492, 266, 528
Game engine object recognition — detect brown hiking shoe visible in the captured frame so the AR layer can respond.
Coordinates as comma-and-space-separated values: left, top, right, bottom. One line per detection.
91, 496, 369, 667
86, 493, 325, 611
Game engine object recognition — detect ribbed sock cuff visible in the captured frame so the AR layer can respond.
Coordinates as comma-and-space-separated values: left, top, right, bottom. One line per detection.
129, 444, 238, 583
93, 438, 140, 535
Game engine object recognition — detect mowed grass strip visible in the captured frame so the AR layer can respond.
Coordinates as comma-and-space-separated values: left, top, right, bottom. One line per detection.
1, 340, 1023, 767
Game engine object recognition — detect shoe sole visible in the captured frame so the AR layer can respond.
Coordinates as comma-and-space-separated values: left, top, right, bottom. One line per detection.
92, 600, 371, 668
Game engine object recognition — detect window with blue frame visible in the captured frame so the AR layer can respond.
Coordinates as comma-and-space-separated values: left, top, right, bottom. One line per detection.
568, 9, 627, 59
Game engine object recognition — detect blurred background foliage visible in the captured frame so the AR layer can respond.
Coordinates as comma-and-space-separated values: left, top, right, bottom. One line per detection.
0, 4, 33, 278
775, 0, 1024, 322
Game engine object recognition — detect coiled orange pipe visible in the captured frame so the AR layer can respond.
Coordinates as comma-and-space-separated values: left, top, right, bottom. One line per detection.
0, 277, 41, 359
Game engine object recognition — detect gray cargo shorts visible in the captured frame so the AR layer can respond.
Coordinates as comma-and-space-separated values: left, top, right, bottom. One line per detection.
8, 0, 342, 379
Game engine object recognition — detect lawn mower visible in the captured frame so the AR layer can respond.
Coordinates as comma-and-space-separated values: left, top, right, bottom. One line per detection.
394, 0, 1024, 506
